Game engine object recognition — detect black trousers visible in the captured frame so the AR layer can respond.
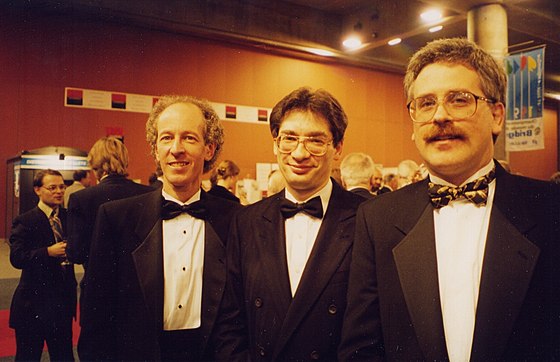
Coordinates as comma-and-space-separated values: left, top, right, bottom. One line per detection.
160, 328, 201, 361
14, 315, 74, 361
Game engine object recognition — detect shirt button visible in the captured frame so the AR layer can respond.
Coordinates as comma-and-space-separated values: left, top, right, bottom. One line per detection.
183, 230, 186, 234
328, 304, 337, 315
178, 304, 182, 309
182, 267, 186, 271
310, 350, 320, 360
254, 298, 263, 308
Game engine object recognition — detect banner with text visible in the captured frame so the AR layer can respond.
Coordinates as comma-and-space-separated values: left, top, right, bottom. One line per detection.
504, 46, 545, 151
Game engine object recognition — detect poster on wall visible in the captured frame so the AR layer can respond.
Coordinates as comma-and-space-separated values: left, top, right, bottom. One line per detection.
504, 46, 545, 151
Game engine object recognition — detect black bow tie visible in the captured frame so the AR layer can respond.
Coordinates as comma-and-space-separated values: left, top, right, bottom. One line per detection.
428, 168, 495, 209
161, 199, 206, 220
280, 196, 323, 219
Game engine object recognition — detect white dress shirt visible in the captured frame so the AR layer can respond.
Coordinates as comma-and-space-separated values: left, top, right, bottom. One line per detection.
284, 180, 332, 297
432, 160, 496, 362
162, 189, 205, 331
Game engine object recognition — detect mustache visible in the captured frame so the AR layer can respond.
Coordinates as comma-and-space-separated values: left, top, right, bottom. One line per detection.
423, 125, 465, 142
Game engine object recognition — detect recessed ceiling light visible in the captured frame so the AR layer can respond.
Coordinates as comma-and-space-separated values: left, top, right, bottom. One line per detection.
429, 25, 443, 33
388, 38, 402, 46
421, 9, 443, 23
343, 36, 363, 50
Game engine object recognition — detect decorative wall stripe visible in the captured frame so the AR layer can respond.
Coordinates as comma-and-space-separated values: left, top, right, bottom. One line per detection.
64, 87, 271, 124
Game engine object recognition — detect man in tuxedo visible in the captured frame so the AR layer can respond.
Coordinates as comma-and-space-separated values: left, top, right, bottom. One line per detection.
339, 38, 560, 361
78, 95, 242, 361
340, 152, 376, 199
371, 166, 391, 195
67, 136, 152, 270
214, 87, 364, 360
9, 169, 77, 361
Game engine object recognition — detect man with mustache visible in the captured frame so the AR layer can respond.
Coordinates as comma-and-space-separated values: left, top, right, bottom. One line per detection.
339, 38, 560, 361
214, 87, 365, 360
78, 96, 242, 361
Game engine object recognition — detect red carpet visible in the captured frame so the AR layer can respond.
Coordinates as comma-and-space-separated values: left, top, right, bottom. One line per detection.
0, 308, 81, 357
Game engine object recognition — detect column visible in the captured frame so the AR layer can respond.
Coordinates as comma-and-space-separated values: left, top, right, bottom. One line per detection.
467, 4, 508, 161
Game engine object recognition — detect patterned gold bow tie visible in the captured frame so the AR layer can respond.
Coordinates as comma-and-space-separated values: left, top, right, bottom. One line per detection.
428, 169, 495, 209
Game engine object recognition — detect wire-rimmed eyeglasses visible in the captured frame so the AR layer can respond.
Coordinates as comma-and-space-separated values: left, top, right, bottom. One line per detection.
42, 184, 67, 192
407, 91, 496, 123
275, 134, 333, 156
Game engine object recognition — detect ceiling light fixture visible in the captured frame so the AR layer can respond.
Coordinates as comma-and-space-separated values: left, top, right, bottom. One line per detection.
343, 36, 363, 50
388, 38, 402, 46
420, 9, 443, 23
429, 25, 443, 33
308, 48, 336, 57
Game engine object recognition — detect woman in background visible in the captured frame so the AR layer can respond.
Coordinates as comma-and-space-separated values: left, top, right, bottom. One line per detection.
208, 160, 240, 203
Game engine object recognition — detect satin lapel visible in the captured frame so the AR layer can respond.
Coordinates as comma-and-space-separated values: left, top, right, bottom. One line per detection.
131, 191, 164, 330
200, 220, 226, 350
272, 186, 355, 358
261, 193, 293, 320
392, 194, 448, 361
471, 175, 540, 360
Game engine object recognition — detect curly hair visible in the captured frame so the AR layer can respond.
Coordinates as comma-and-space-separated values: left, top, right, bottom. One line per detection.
269, 87, 348, 146
146, 95, 224, 173
404, 38, 507, 104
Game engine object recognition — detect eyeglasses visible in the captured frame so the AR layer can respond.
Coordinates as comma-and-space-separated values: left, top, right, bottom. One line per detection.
407, 91, 496, 123
42, 185, 67, 192
275, 134, 333, 156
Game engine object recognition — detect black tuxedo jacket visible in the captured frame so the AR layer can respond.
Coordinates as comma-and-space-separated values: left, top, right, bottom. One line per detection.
350, 187, 374, 199
339, 162, 560, 361
67, 174, 153, 268
78, 189, 242, 361
9, 207, 77, 328
214, 181, 365, 361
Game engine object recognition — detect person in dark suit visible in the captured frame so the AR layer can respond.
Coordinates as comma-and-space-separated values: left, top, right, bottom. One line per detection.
9, 169, 77, 361
67, 136, 153, 269
339, 38, 560, 361
371, 166, 391, 195
208, 159, 241, 203
340, 152, 376, 200
77, 95, 242, 361
214, 87, 364, 361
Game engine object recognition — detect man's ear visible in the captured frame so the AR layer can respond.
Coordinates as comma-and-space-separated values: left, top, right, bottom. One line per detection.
204, 143, 216, 161
491, 102, 505, 138
333, 140, 343, 161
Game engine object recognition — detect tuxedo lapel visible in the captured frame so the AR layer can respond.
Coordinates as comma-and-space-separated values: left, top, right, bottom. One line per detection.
200, 219, 226, 349
131, 191, 164, 330
392, 200, 449, 361
260, 194, 293, 317
273, 185, 355, 358
471, 171, 540, 360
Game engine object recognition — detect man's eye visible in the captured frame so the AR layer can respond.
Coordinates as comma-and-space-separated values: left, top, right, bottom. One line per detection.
448, 93, 471, 106
309, 138, 326, 146
417, 98, 436, 110
282, 135, 298, 143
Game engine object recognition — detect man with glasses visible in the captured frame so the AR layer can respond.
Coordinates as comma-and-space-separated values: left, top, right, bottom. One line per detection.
9, 169, 77, 361
339, 38, 560, 361
214, 87, 364, 360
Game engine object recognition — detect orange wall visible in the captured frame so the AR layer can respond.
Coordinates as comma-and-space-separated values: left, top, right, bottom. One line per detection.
0, 7, 557, 237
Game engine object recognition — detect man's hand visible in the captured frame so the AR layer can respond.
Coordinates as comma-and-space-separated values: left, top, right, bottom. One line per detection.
48, 241, 67, 258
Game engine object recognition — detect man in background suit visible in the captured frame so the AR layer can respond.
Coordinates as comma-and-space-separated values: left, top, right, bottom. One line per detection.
214, 87, 364, 360
339, 38, 560, 361
340, 152, 376, 200
371, 166, 391, 195
67, 136, 153, 270
9, 169, 77, 361
78, 95, 242, 361
63, 169, 91, 208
